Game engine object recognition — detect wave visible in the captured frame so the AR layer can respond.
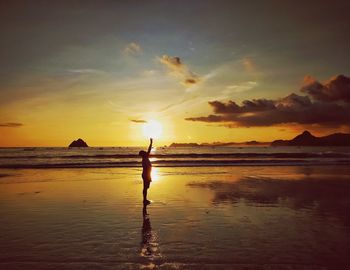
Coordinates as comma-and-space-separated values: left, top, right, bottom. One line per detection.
1, 158, 350, 169
1, 152, 350, 159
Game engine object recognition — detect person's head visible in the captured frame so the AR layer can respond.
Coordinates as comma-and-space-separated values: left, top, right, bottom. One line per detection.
139, 150, 147, 158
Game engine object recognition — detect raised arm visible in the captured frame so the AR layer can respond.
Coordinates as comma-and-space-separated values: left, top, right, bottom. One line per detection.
147, 138, 153, 155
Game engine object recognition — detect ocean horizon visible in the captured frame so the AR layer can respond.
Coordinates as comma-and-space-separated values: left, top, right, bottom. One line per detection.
1, 146, 350, 169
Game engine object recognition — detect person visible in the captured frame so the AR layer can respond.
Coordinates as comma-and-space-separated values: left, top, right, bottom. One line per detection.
139, 138, 153, 204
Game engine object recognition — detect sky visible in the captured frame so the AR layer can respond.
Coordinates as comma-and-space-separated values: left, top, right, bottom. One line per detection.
1, 0, 350, 146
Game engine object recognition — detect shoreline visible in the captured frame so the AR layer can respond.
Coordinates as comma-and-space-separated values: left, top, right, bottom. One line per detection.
1, 161, 350, 169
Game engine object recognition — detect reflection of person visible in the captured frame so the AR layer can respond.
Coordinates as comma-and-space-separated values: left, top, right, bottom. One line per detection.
141, 204, 152, 257
140, 193, 161, 264
139, 138, 153, 204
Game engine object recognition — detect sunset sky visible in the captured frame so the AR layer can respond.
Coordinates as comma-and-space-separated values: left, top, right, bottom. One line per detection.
1, 1, 350, 146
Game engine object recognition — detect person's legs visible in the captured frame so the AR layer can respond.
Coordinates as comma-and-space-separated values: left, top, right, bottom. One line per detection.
143, 179, 150, 203
143, 186, 148, 201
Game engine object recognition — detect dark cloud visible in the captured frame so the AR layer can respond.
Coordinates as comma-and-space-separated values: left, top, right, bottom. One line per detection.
0, 122, 23, 127
130, 119, 147, 123
184, 78, 198, 85
159, 55, 200, 87
209, 99, 275, 114
186, 75, 350, 127
186, 114, 225, 123
301, 75, 350, 102
160, 55, 182, 67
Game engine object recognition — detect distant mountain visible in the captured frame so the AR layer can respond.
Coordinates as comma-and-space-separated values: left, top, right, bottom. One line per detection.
169, 143, 200, 147
169, 141, 269, 147
169, 131, 350, 147
245, 140, 269, 146
271, 131, 350, 146
69, 138, 89, 147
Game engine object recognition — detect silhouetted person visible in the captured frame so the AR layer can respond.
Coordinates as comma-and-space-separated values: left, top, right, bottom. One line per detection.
139, 138, 153, 204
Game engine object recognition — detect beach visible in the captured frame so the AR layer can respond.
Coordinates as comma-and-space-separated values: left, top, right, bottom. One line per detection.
2, 0, 350, 268
1, 164, 350, 269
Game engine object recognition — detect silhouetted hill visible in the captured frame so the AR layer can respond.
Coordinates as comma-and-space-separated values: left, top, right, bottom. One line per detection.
271, 131, 350, 146
245, 140, 269, 146
69, 138, 89, 147
169, 143, 200, 147
169, 141, 269, 147
169, 131, 350, 147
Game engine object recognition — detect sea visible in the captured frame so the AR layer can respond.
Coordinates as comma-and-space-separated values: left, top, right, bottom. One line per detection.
2, 146, 350, 269
1, 146, 350, 168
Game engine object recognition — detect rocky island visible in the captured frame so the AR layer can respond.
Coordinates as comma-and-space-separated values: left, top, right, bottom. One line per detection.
68, 138, 89, 148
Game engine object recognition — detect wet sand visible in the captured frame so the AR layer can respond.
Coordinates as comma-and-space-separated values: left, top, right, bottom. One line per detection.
0, 166, 350, 269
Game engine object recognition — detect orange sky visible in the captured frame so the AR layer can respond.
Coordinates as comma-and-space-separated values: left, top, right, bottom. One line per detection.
1, 2, 350, 146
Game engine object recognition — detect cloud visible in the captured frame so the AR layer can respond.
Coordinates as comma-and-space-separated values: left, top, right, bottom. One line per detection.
0, 122, 23, 127
130, 119, 147, 123
186, 75, 350, 127
159, 55, 182, 69
67, 69, 105, 74
123, 42, 142, 56
209, 98, 275, 114
159, 55, 200, 87
301, 74, 350, 102
225, 81, 258, 93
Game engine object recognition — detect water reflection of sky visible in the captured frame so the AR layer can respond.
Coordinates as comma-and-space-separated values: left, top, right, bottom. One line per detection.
1, 166, 350, 268
150, 166, 160, 182
188, 174, 350, 226
140, 203, 161, 268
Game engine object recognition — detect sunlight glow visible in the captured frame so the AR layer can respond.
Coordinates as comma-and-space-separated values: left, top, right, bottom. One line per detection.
151, 167, 160, 182
143, 120, 163, 139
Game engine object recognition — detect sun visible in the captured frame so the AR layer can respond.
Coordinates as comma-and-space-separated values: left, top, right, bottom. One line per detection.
143, 120, 163, 139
